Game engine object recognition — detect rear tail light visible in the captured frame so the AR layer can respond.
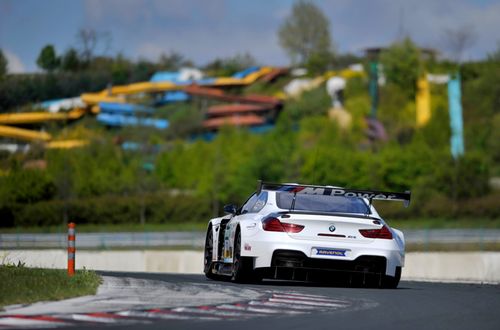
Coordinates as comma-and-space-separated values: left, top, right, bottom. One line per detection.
262, 217, 283, 232
262, 217, 304, 233
359, 225, 393, 239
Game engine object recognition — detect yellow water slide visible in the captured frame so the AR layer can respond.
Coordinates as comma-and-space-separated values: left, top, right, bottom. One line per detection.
0, 108, 87, 146
0, 67, 276, 145
212, 67, 274, 86
416, 76, 431, 127
0, 108, 86, 125
81, 68, 274, 106
0, 125, 51, 142
0, 125, 89, 149
80, 81, 180, 106
46, 139, 89, 149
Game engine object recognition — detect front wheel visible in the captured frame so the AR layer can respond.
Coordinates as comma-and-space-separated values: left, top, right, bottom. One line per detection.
204, 226, 219, 280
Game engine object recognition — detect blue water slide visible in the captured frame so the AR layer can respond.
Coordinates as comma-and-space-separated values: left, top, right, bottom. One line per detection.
99, 102, 155, 115
150, 71, 181, 83
97, 113, 169, 130
248, 124, 274, 134
40, 99, 64, 109
155, 91, 190, 106
232, 66, 260, 79
151, 74, 216, 86
448, 74, 465, 159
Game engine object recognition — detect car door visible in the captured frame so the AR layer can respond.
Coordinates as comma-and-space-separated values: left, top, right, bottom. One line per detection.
223, 192, 268, 263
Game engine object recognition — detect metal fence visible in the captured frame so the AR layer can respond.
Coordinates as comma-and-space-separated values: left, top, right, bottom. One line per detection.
0, 232, 205, 249
1, 229, 499, 249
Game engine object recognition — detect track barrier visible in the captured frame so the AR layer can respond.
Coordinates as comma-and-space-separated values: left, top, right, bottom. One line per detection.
67, 223, 75, 276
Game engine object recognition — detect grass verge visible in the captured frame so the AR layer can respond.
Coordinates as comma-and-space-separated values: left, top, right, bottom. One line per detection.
0, 264, 101, 309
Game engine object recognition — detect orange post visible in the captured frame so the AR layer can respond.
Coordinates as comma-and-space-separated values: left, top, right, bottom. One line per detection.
68, 222, 76, 276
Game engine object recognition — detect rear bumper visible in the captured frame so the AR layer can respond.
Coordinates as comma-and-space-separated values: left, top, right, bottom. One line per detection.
264, 250, 386, 281
245, 233, 403, 276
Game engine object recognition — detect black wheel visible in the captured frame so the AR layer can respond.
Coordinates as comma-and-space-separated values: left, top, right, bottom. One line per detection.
380, 266, 401, 289
204, 226, 219, 280
231, 229, 257, 283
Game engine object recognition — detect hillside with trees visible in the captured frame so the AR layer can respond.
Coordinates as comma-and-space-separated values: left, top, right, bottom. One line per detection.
0, 1, 498, 230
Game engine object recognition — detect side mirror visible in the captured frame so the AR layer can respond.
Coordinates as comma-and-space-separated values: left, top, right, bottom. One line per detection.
223, 204, 237, 215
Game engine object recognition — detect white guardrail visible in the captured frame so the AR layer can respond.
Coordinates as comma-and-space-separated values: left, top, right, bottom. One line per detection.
1, 249, 499, 284
1, 229, 499, 249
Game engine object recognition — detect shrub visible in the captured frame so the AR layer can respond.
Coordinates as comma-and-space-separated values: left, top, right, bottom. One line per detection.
8, 192, 212, 228
0, 169, 56, 205
432, 153, 490, 199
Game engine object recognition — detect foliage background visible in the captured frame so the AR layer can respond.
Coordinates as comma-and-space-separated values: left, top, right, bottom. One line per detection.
0, 39, 499, 228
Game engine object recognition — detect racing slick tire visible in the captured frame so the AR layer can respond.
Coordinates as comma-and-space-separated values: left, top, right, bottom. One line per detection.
231, 230, 261, 283
380, 266, 401, 289
204, 226, 220, 280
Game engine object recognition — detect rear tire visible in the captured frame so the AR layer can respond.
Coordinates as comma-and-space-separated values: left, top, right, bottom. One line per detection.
380, 267, 401, 289
204, 226, 219, 280
231, 230, 258, 283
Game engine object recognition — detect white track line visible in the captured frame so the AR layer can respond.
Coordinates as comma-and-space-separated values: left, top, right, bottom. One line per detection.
172, 307, 232, 317
268, 298, 347, 307
117, 310, 193, 320
0, 292, 352, 328
214, 305, 269, 317
191, 307, 254, 318
272, 293, 348, 303
66, 313, 144, 324
0, 317, 67, 328
266, 292, 330, 299
249, 301, 321, 310
67, 314, 120, 324
243, 305, 305, 315
214, 304, 271, 315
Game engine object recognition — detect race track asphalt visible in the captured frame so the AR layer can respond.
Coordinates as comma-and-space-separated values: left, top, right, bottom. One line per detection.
2, 272, 498, 330
78, 272, 499, 330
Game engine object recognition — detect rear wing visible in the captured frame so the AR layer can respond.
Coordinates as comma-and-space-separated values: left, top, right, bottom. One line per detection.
257, 181, 411, 207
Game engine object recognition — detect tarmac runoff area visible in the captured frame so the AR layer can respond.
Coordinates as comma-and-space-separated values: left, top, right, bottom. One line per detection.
1, 250, 500, 284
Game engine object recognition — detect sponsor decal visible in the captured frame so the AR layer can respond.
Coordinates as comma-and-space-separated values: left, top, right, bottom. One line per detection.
295, 187, 398, 200
273, 184, 407, 201
244, 243, 252, 251
263, 182, 410, 207
315, 248, 347, 257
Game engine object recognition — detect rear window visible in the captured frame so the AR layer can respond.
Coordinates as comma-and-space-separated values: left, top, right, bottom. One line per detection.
276, 192, 370, 214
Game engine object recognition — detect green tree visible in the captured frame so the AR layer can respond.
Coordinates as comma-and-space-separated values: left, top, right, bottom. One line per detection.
487, 41, 500, 62
0, 169, 56, 205
158, 51, 193, 70
0, 49, 7, 78
380, 38, 422, 99
204, 52, 257, 76
60, 48, 81, 72
111, 53, 131, 84
278, 0, 334, 69
36, 45, 60, 72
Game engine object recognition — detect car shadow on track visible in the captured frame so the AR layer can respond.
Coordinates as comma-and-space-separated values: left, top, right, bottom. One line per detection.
206, 277, 414, 290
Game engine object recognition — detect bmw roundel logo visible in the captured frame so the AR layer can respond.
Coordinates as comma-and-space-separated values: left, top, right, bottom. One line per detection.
329, 224, 336, 232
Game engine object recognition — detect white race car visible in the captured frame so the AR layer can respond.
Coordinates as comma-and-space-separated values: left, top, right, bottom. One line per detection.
203, 181, 410, 288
